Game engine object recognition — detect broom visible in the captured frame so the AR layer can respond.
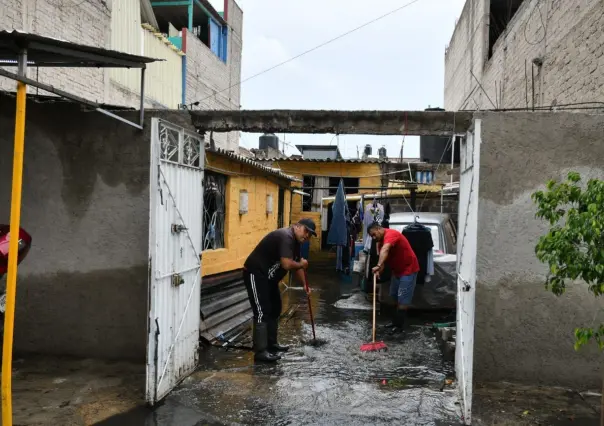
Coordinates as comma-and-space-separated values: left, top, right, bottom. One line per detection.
303, 270, 317, 342
360, 274, 387, 352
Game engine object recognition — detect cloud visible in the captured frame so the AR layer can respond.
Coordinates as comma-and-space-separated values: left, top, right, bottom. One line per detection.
235, 0, 467, 159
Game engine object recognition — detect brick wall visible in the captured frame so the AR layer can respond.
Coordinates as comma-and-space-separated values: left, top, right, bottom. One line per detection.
0, 0, 111, 102
444, 0, 604, 110
184, 0, 242, 152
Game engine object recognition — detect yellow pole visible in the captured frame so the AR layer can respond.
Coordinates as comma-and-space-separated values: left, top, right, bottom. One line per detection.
2, 49, 28, 426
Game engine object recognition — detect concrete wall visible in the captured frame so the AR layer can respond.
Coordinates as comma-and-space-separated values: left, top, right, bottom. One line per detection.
444, 0, 604, 110
474, 111, 604, 388
0, 95, 194, 359
202, 152, 291, 276
184, 0, 243, 152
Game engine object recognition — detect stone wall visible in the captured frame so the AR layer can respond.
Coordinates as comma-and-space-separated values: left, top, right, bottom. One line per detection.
474, 111, 604, 388
0, 95, 194, 360
444, 0, 604, 110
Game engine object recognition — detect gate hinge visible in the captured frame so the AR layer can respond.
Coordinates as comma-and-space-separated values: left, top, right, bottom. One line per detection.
171, 223, 188, 233
172, 273, 185, 287
458, 274, 472, 292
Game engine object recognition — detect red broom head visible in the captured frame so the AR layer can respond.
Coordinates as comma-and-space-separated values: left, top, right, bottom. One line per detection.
360, 341, 387, 352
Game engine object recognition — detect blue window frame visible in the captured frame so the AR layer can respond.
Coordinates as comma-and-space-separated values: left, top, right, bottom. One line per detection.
209, 18, 228, 63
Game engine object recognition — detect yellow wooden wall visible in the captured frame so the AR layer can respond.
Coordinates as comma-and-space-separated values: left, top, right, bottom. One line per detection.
202, 153, 292, 277
265, 161, 382, 252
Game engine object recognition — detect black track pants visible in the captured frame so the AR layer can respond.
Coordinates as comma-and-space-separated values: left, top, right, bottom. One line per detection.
243, 270, 282, 324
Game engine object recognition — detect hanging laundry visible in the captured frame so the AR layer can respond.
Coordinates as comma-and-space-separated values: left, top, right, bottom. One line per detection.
383, 201, 391, 229
425, 250, 435, 283
336, 246, 343, 271
402, 223, 434, 285
363, 201, 384, 251
327, 180, 348, 246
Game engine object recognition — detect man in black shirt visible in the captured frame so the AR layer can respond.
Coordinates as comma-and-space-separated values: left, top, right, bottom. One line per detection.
243, 218, 317, 363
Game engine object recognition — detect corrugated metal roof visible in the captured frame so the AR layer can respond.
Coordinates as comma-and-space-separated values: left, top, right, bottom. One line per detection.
0, 30, 159, 68
255, 157, 387, 163
208, 147, 299, 182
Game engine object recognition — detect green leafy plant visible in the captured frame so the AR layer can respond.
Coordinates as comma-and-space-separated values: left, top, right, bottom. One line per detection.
531, 171, 604, 351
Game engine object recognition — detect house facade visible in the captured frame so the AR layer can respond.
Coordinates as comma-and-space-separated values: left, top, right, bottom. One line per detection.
0, 0, 242, 152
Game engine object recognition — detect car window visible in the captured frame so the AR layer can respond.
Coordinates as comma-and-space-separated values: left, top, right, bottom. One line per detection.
390, 223, 441, 252
444, 221, 457, 254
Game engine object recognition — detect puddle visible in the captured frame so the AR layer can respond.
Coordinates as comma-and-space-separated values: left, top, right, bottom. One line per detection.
104, 261, 461, 425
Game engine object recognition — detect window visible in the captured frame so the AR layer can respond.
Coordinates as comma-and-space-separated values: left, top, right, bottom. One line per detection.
302, 176, 315, 212
328, 177, 360, 196
488, 0, 525, 59
203, 172, 227, 250
153, 4, 228, 63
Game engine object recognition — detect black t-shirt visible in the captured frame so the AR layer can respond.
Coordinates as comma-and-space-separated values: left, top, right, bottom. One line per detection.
244, 227, 301, 282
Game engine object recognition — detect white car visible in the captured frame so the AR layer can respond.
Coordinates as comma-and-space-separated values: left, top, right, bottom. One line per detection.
388, 212, 458, 310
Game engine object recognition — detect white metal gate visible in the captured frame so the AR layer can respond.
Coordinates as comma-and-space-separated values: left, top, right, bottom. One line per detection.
146, 118, 204, 404
456, 119, 480, 424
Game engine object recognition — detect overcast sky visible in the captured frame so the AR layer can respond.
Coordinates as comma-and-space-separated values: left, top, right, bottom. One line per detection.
209, 0, 467, 158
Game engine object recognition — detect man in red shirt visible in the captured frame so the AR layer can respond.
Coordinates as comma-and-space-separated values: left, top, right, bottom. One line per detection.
368, 222, 419, 330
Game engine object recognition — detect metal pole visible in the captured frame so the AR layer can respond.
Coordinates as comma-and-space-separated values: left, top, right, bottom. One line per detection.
2, 48, 28, 426
450, 136, 455, 184
410, 189, 417, 212
139, 66, 146, 128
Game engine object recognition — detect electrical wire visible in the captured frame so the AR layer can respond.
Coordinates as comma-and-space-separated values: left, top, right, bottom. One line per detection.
187, 0, 425, 108
524, 0, 546, 46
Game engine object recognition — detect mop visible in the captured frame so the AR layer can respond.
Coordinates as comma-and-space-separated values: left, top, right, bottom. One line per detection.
360, 274, 387, 352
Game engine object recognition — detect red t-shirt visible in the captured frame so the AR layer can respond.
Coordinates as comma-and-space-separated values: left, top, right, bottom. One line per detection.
379, 228, 420, 278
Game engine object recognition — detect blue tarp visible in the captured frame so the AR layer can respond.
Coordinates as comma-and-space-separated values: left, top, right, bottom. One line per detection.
327, 179, 349, 245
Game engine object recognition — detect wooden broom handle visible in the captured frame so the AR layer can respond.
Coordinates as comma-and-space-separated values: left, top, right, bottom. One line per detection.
372, 274, 377, 343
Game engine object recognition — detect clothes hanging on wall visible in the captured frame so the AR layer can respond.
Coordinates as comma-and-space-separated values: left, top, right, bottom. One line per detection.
383, 201, 391, 229
363, 201, 384, 251
402, 223, 434, 285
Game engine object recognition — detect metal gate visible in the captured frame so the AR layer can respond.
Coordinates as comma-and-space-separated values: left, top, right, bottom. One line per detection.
146, 118, 204, 404
456, 120, 480, 424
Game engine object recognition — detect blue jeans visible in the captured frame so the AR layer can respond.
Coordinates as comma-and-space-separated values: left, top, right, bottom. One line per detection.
390, 272, 418, 306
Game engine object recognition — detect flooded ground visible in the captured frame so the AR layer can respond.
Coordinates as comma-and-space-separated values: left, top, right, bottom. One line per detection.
7, 258, 600, 425
136, 260, 461, 425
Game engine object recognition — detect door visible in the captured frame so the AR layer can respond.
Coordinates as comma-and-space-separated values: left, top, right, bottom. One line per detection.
456, 120, 480, 424
146, 118, 205, 405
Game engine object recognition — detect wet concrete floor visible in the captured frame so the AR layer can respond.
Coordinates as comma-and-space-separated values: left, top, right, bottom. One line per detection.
125, 261, 461, 426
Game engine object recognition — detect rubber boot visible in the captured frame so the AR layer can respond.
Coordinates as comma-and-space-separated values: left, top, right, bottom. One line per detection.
253, 322, 280, 363
388, 309, 407, 334
385, 306, 402, 329
267, 319, 289, 352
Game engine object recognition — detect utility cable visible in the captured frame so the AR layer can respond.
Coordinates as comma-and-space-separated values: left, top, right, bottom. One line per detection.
187, 0, 425, 108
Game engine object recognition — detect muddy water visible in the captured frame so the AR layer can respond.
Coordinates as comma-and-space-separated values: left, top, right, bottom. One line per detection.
143, 262, 460, 425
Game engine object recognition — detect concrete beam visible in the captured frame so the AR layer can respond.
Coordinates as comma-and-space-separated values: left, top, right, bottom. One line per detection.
189, 110, 473, 136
